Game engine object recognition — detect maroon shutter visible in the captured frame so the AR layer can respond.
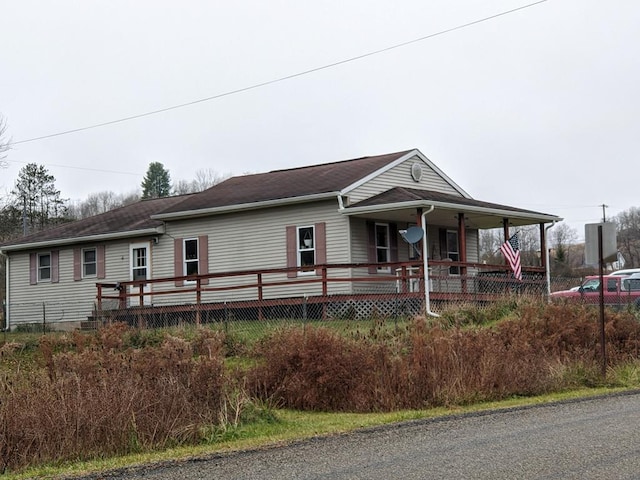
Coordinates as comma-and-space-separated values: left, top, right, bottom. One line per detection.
29, 253, 37, 285
389, 223, 398, 262
174, 238, 184, 287
314, 222, 326, 275
73, 248, 82, 281
286, 225, 297, 278
51, 250, 59, 283
97, 245, 106, 279
198, 235, 209, 285
366, 221, 377, 274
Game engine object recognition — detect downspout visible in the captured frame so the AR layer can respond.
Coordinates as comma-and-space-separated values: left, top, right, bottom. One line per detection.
544, 221, 558, 301
421, 206, 439, 317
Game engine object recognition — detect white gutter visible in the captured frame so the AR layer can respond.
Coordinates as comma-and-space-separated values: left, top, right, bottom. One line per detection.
153, 192, 339, 220
342, 200, 561, 223
421, 206, 439, 318
0, 227, 164, 252
544, 221, 558, 300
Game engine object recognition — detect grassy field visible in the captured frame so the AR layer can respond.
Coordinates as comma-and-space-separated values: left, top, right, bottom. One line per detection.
2, 299, 640, 478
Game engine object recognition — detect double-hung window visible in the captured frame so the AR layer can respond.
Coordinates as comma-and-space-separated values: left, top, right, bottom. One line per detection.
38, 253, 51, 282
82, 248, 97, 277
297, 226, 315, 272
375, 223, 390, 271
184, 238, 199, 276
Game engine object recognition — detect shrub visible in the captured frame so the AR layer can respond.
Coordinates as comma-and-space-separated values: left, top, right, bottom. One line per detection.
0, 325, 232, 472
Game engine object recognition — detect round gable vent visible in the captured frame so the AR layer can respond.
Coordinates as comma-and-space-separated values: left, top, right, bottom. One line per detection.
411, 162, 423, 182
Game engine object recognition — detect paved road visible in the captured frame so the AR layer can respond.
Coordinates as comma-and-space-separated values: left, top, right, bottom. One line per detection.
80, 392, 640, 480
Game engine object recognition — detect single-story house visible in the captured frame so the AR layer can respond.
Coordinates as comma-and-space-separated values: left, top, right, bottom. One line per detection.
0, 148, 562, 330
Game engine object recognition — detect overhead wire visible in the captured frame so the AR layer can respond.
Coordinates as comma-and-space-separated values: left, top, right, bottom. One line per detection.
7, 0, 548, 148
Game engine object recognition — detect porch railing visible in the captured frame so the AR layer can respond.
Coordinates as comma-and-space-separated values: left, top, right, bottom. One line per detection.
96, 260, 547, 324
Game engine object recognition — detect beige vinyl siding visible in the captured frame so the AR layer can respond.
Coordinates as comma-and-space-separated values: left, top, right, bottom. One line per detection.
150, 199, 354, 304
6, 240, 135, 329
465, 229, 480, 265
347, 154, 464, 204
350, 217, 407, 294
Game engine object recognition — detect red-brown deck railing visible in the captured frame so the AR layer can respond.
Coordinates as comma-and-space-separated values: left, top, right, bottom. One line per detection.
96, 260, 547, 324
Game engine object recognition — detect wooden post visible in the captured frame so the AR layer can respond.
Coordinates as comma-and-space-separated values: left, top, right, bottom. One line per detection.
458, 213, 467, 293
257, 273, 263, 321
196, 278, 201, 326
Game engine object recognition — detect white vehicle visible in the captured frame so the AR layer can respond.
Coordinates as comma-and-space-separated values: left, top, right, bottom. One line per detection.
610, 268, 640, 276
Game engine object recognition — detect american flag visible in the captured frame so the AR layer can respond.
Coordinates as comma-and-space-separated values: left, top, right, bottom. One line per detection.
500, 233, 522, 281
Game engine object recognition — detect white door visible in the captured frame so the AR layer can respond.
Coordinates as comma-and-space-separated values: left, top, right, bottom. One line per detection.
130, 242, 152, 305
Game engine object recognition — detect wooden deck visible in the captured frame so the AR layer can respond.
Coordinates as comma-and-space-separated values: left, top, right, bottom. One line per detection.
95, 260, 547, 325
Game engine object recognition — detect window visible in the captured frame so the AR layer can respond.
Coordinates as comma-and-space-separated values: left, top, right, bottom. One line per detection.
376, 223, 390, 271
184, 238, 199, 276
286, 223, 325, 279
132, 246, 148, 281
82, 248, 97, 277
297, 226, 315, 272
446, 230, 460, 274
38, 253, 51, 282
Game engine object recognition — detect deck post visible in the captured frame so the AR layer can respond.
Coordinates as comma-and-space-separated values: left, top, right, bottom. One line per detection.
257, 273, 263, 321
196, 278, 201, 326
458, 213, 468, 294
96, 284, 103, 313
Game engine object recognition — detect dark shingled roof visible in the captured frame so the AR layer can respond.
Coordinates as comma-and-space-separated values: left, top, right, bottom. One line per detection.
347, 187, 554, 217
1, 195, 192, 249
159, 150, 414, 215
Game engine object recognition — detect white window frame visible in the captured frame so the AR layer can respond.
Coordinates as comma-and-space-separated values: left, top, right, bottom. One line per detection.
446, 229, 460, 275
375, 223, 390, 272
82, 247, 97, 278
297, 225, 316, 274
183, 238, 199, 281
38, 253, 51, 282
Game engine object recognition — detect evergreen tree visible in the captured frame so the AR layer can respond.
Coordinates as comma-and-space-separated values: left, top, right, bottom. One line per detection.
10, 163, 68, 235
141, 162, 172, 199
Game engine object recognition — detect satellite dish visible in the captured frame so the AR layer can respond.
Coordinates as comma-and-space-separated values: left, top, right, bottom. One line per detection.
402, 226, 424, 244
399, 226, 424, 258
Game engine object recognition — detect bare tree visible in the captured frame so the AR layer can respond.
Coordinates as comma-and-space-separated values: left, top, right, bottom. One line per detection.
0, 115, 10, 169
173, 168, 230, 195
193, 168, 230, 191
549, 222, 579, 275
67, 190, 140, 220
479, 228, 503, 264
615, 207, 640, 268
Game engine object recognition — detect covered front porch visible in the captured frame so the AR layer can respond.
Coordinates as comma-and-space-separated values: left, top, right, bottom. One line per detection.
342, 186, 561, 302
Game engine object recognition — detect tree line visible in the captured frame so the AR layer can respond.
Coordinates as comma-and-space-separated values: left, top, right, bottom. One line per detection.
0, 161, 228, 243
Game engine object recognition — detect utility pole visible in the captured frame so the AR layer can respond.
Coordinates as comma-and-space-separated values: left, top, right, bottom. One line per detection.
600, 204, 608, 223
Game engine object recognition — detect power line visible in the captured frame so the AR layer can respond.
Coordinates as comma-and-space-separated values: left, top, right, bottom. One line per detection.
5, 158, 142, 176
8, 0, 547, 147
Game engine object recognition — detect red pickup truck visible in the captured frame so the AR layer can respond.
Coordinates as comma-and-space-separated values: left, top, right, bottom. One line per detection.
550, 275, 640, 308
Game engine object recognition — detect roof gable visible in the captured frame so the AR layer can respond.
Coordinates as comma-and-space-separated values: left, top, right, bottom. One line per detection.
341, 150, 471, 199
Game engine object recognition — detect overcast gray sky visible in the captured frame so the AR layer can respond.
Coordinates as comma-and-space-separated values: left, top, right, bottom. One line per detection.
1, 0, 638, 237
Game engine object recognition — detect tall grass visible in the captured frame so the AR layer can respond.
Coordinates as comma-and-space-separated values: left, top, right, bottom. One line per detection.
1, 302, 640, 473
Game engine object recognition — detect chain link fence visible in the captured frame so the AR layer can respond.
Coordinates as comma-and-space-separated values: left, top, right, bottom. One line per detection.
3, 275, 586, 334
